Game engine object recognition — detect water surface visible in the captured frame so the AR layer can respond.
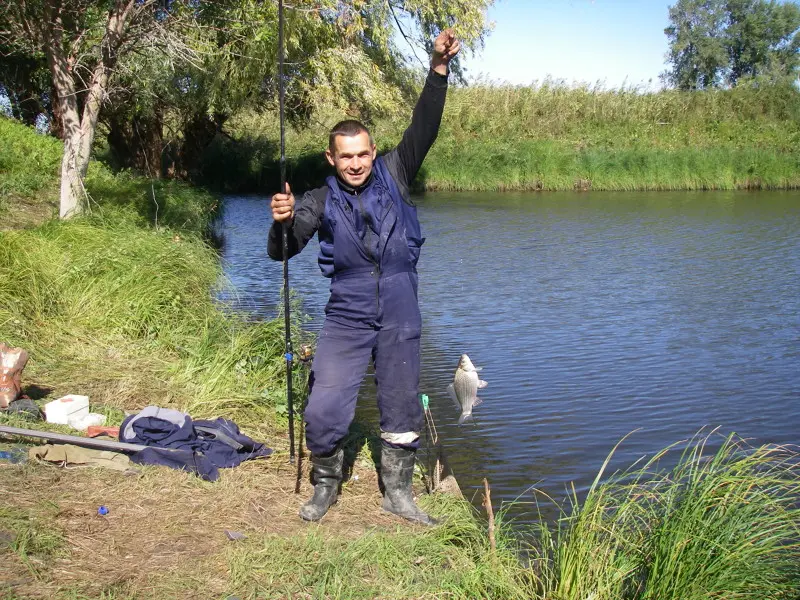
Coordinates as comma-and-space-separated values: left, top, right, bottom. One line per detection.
219, 190, 800, 521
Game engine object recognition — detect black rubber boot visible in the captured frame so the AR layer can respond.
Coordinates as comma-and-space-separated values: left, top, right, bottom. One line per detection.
299, 448, 343, 522
380, 446, 438, 526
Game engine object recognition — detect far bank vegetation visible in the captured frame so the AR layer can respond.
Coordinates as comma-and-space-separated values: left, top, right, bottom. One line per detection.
208, 78, 800, 193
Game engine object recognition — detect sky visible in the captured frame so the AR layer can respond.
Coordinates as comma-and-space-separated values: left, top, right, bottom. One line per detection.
455, 0, 674, 89
1, 0, 676, 119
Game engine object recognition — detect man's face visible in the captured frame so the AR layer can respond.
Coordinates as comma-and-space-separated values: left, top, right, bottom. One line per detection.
326, 132, 377, 188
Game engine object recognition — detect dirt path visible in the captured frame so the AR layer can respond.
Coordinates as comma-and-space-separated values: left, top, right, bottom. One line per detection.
0, 449, 423, 599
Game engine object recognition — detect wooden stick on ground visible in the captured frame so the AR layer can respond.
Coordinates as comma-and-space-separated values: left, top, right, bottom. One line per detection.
483, 477, 495, 552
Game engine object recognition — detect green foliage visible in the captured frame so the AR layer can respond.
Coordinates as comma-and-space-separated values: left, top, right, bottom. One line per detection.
0, 43, 50, 127
727, 0, 800, 82
222, 79, 800, 192
268, 0, 494, 121
0, 116, 61, 199
2, 0, 496, 181
526, 430, 800, 600
664, 0, 800, 89
159, 0, 494, 187
664, 0, 730, 89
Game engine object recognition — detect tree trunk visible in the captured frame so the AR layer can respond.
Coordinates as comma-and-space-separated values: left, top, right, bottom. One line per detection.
59, 133, 84, 218
44, 1, 83, 218
49, 84, 65, 140
42, 0, 137, 218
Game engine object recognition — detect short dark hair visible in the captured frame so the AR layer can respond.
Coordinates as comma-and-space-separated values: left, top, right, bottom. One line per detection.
328, 120, 374, 153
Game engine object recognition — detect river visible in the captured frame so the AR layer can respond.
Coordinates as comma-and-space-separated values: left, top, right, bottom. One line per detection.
218, 190, 800, 522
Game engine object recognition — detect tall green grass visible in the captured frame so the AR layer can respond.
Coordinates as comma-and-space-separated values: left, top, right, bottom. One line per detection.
527, 430, 800, 600
219, 79, 800, 192
0, 118, 305, 432
0, 213, 308, 429
0, 116, 61, 228
0, 116, 62, 201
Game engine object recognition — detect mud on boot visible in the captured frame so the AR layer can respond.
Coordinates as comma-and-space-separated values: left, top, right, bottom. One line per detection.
299, 448, 343, 521
380, 445, 438, 526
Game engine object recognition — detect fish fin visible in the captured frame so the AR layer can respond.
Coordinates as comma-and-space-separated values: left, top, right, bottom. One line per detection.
474, 366, 483, 372
447, 383, 461, 411
473, 397, 483, 407
457, 412, 473, 425
478, 380, 488, 389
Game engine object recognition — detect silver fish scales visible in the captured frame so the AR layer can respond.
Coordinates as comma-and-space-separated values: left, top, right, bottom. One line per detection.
447, 354, 488, 424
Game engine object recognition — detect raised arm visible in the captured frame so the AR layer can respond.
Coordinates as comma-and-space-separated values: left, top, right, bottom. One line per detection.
388, 30, 461, 189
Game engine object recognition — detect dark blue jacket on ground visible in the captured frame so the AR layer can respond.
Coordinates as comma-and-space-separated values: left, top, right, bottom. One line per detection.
120, 406, 272, 481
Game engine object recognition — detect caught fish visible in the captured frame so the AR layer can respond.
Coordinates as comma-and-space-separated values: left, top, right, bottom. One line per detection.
447, 354, 488, 425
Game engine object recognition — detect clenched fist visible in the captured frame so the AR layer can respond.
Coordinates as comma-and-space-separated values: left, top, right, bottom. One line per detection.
431, 29, 461, 75
271, 183, 295, 223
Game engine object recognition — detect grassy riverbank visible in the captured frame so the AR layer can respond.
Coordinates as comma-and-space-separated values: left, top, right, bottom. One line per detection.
1, 117, 289, 425
0, 116, 529, 598
2, 117, 800, 599
207, 79, 800, 193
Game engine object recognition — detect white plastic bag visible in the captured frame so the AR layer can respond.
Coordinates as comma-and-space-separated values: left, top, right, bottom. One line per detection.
67, 412, 107, 432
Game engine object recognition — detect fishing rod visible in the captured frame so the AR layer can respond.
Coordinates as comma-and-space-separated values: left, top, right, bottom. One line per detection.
278, 0, 295, 465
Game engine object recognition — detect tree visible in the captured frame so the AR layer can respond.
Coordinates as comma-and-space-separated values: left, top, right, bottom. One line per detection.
726, 0, 800, 84
1, 1, 495, 216
664, 0, 729, 89
663, 0, 800, 89
154, 0, 496, 175
0, 1, 174, 217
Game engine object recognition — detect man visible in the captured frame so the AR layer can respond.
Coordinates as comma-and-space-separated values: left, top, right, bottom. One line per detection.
269, 30, 460, 524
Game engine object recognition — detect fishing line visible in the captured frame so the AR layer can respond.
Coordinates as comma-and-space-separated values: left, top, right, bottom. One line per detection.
278, 0, 296, 465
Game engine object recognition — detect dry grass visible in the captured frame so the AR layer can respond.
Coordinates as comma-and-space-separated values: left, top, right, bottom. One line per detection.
0, 442, 435, 599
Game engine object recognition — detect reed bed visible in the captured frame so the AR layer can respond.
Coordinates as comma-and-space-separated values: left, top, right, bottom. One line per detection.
217, 79, 800, 193
526, 430, 800, 600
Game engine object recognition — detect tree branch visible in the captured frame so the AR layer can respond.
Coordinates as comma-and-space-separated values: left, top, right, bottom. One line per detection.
388, 1, 428, 72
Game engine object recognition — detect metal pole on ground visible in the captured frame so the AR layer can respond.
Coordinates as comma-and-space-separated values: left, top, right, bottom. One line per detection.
0, 425, 149, 453
278, 0, 296, 464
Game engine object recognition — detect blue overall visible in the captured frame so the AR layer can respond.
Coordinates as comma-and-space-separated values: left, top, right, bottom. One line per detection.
304, 157, 425, 455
